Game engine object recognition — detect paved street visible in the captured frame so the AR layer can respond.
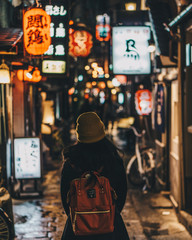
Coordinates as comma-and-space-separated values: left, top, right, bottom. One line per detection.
12, 126, 192, 240
12, 161, 192, 240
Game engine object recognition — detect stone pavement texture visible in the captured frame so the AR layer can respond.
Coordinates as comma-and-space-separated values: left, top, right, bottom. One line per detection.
12, 162, 192, 240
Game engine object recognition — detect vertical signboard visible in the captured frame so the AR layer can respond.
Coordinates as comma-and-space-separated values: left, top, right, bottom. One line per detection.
14, 137, 41, 179
42, 0, 69, 75
96, 14, 111, 42
112, 26, 151, 75
155, 84, 165, 133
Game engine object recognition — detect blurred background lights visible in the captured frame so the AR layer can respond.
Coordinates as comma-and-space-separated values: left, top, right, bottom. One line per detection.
125, 3, 137, 11
91, 62, 98, 68
68, 87, 75, 95
111, 89, 117, 94
85, 65, 90, 70
78, 74, 83, 81
84, 88, 90, 93
118, 93, 124, 104
92, 81, 97, 86
112, 77, 121, 87
99, 91, 105, 98
105, 73, 110, 78
86, 82, 92, 88
107, 80, 114, 88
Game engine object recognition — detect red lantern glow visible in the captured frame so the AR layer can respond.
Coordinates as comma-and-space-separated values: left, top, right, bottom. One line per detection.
69, 30, 93, 57
135, 89, 153, 115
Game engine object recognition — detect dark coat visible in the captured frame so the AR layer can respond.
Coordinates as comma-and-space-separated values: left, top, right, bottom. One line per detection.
60, 139, 129, 240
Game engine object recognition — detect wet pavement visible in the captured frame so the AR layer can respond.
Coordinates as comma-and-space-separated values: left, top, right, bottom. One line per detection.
12, 126, 192, 240
12, 162, 192, 240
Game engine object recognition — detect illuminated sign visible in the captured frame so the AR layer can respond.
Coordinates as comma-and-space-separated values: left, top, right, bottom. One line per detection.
42, 60, 66, 73
96, 14, 110, 41
42, 0, 68, 74
135, 89, 153, 115
14, 137, 41, 179
112, 26, 151, 75
23, 8, 51, 55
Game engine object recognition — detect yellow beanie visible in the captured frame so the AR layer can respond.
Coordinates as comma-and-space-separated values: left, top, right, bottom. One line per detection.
76, 112, 105, 143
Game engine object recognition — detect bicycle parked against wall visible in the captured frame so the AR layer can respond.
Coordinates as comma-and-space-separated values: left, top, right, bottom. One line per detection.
0, 186, 14, 240
0, 207, 13, 240
126, 126, 156, 191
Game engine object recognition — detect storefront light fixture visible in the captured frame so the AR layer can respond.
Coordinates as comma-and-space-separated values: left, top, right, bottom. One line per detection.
148, 45, 156, 53
0, 60, 11, 84
125, 3, 137, 11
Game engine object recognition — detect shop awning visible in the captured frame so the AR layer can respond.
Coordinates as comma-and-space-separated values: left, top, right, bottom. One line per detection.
0, 28, 23, 55
146, 0, 178, 67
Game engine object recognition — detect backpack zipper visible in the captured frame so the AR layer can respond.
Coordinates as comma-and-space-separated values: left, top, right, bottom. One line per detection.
75, 210, 110, 214
73, 210, 111, 224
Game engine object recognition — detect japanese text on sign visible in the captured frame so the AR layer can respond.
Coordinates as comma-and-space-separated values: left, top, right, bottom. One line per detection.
23, 8, 51, 55
14, 138, 41, 179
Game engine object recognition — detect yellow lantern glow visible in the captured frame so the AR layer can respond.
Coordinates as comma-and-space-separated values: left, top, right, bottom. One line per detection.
23, 8, 51, 55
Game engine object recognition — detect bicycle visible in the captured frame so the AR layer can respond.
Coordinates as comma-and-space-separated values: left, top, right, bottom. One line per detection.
0, 186, 14, 240
0, 207, 13, 240
126, 126, 156, 191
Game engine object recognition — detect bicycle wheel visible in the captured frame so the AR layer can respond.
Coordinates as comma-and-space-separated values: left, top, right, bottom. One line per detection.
127, 155, 145, 187
0, 208, 12, 240
127, 150, 154, 188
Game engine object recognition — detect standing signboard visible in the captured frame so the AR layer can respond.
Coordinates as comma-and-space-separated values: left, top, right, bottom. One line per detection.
112, 26, 151, 75
14, 137, 41, 179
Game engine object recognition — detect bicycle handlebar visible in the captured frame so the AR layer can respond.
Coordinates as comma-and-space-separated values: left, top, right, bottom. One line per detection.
129, 126, 146, 137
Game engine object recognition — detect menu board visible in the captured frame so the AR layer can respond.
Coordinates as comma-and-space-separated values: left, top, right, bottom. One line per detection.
14, 138, 41, 179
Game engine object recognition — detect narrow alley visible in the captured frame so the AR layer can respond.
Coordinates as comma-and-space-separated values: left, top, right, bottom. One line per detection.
12, 127, 192, 240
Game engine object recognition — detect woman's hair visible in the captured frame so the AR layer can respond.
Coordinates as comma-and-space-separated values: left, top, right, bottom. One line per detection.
63, 137, 123, 173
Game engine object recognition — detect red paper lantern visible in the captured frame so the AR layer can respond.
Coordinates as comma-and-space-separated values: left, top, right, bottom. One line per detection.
23, 8, 51, 55
135, 89, 153, 115
69, 30, 93, 57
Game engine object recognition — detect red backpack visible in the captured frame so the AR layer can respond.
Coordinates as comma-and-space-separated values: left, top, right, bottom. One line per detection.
67, 171, 117, 236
